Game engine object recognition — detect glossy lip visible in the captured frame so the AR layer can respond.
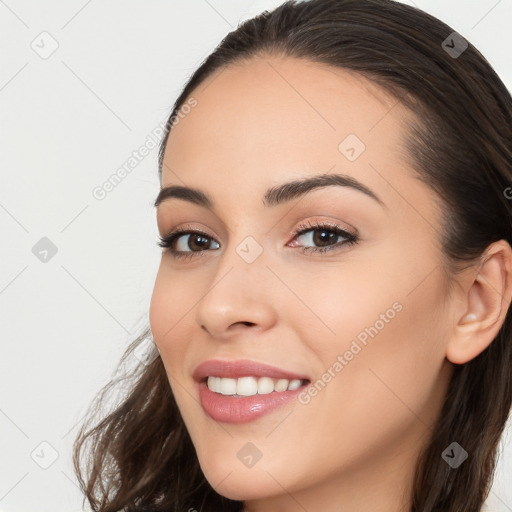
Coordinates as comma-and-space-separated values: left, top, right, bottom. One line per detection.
193, 359, 312, 424
192, 358, 312, 382
196, 380, 310, 424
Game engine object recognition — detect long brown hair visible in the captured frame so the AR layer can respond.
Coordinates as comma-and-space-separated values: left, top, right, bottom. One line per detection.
73, 1, 512, 510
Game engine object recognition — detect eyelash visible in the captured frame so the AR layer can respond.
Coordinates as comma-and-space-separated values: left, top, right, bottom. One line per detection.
157, 220, 359, 261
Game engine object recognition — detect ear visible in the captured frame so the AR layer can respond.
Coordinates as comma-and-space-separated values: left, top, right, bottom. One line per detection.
446, 240, 512, 365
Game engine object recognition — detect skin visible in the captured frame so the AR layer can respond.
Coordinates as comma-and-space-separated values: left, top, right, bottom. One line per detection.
149, 55, 512, 512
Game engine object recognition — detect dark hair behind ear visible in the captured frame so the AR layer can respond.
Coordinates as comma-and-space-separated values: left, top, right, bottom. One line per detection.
74, 1, 512, 510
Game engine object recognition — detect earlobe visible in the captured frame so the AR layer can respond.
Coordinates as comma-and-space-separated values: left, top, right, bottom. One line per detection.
446, 240, 512, 365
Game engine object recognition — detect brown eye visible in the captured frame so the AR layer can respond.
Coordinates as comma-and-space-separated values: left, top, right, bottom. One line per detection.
157, 229, 220, 260
290, 221, 359, 255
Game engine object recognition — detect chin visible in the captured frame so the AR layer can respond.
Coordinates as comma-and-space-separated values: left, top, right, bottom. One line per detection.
198, 457, 284, 501
206, 475, 276, 502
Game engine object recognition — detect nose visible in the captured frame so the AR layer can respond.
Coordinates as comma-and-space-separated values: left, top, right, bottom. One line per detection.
195, 245, 278, 340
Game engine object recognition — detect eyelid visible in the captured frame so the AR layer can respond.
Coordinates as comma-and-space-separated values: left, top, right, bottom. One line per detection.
158, 217, 359, 262
287, 218, 358, 242
159, 218, 356, 246
159, 222, 220, 241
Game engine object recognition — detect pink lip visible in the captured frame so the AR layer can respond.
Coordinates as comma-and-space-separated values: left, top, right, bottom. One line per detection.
197, 381, 308, 424
192, 358, 311, 382
193, 359, 311, 424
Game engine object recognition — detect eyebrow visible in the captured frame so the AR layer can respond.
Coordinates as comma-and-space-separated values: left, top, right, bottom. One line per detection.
153, 173, 386, 210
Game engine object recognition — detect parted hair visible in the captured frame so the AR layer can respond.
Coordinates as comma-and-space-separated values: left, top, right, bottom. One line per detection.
73, 1, 512, 510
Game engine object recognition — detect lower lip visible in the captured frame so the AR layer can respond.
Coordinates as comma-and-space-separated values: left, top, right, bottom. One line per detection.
197, 380, 308, 424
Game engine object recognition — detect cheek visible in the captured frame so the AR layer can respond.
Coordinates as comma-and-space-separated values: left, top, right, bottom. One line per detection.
149, 267, 198, 414
149, 265, 190, 358
313, 267, 450, 450
281, 258, 399, 359
290, 249, 450, 439
149, 266, 168, 344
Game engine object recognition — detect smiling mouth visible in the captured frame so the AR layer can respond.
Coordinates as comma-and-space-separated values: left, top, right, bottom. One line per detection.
202, 375, 311, 397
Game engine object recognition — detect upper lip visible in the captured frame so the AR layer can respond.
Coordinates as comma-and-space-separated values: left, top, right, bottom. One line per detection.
193, 359, 311, 382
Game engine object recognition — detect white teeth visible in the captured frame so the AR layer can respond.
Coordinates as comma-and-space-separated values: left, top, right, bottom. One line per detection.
275, 378, 289, 392
219, 376, 236, 395
257, 377, 274, 394
237, 376, 258, 396
206, 376, 306, 396
288, 379, 302, 390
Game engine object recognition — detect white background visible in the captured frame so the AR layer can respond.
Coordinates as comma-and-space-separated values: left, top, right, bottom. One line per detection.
0, 1, 511, 511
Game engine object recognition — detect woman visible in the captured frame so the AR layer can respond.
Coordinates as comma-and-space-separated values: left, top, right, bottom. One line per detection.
73, 1, 512, 511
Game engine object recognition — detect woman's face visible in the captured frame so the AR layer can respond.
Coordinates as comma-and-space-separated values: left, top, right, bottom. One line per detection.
150, 56, 456, 509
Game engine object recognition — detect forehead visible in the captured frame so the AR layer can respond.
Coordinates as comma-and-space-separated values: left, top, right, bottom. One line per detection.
161, 55, 429, 214
165, 55, 406, 155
